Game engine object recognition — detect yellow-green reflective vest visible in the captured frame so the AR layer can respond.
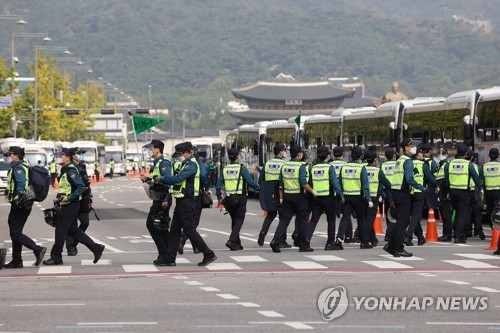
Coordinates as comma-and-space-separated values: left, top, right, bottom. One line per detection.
468, 163, 479, 191
7, 164, 29, 203
392, 155, 411, 191
341, 163, 364, 196
264, 158, 285, 181
412, 160, 425, 193
282, 160, 303, 194
311, 163, 332, 196
150, 156, 165, 178
436, 161, 448, 181
448, 159, 470, 190
330, 159, 346, 177
382, 161, 396, 185
365, 165, 380, 198
223, 164, 244, 195
94, 161, 100, 171
484, 161, 500, 191
172, 157, 200, 199
58, 164, 81, 205
172, 161, 182, 175
50, 162, 57, 173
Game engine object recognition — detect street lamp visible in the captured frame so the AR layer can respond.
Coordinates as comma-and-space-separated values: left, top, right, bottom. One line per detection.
0, 15, 27, 25
12, 32, 51, 68
86, 69, 93, 109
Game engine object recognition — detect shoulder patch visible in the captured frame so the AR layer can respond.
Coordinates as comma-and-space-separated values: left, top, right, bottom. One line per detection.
70, 173, 76, 179
16, 169, 22, 174
161, 166, 166, 171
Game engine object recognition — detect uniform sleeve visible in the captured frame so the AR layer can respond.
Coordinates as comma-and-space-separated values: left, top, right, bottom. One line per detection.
258, 167, 265, 184
329, 166, 344, 199
67, 169, 86, 202
242, 166, 260, 190
404, 160, 426, 192
423, 163, 437, 187
278, 168, 284, 188
216, 168, 225, 199
378, 169, 392, 189
198, 160, 210, 190
299, 164, 308, 187
160, 160, 196, 185
12, 165, 28, 195
469, 163, 483, 188
360, 167, 372, 202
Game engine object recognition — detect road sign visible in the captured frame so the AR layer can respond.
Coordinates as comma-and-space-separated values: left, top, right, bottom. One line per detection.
101, 108, 114, 114
0, 97, 13, 107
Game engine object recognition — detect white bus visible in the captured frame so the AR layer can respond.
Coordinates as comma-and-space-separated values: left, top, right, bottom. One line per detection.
105, 146, 126, 176
71, 141, 106, 177
236, 122, 269, 190
191, 138, 224, 161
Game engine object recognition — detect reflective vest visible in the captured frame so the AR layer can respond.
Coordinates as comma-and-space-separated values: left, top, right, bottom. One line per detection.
264, 158, 285, 181
341, 163, 364, 196
436, 161, 448, 181
7, 164, 29, 203
223, 164, 244, 195
311, 163, 332, 196
150, 156, 165, 178
282, 160, 303, 194
365, 165, 380, 198
172, 157, 200, 199
109, 160, 115, 169
94, 161, 100, 171
50, 162, 57, 173
424, 158, 436, 175
141, 160, 146, 167
330, 159, 346, 177
131, 161, 137, 168
484, 161, 500, 191
58, 164, 81, 205
392, 155, 411, 191
172, 161, 182, 175
382, 160, 396, 185
412, 160, 425, 193
448, 158, 470, 190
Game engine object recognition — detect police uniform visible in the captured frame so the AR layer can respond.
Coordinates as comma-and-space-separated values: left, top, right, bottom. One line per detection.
465, 151, 484, 238
480, 148, 500, 252
108, 159, 115, 179
3, 146, 46, 268
93, 160, 100, 181
142, 140, 172, 265
270, 145, 311, 253
257, 147, 286, 246
337, 147, 372, 249
131, 161, 137, 174
381, 149, 397, 240
43, 148, 105, 265
157, 142, 216, 266
330, 147, 354, 241
444, 144, 482, 243
308, 146, 344, 249
50, 160, 58, 186
436, 151, 453, 241
66, 150, 94, 256
217, 148, 260, 250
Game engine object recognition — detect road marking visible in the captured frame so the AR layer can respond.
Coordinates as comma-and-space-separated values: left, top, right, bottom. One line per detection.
106, 237, 117, 240
200, 287, 220, 292
205, 263, 242, 270
246, 213, 257, 216
241, 233, 256, 236
77, 322, 157, 325
13, 303, 85, 307
108, 201, 115, 204
426, 322, 500, 325
23, 261, 35, 267
454, 253, 500, 260
329, 324, 405, 329
198, 227, 260, 243
142, 235, 152, 239
472, 287, 500, 293
38, 266, 71, 274
417, 273, 437, 277
89, 236, 125, 253
284, 322, 314, 329
81, 259, 111, 266
172, 276, 189, 279
444, 280, 471, 285
176, 258, 192, 264
304, 255, 345, 261
258, 311, 285, 318
122, 264, 159, 272
238, 302, 260, 307
379, 254, 425, 261
117, 204, 125, 207
217, 294, 240, 300
362, 261, 413, 269
282, 261, 328, 269
443, 260, 498, 268
184, 281, 204, 286
230, 256, 268, 263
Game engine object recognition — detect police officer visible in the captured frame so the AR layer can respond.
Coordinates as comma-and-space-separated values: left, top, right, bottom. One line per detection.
154, 142, 216, 266
384, 138, 425, 257
444, 143, 482, 243
3, 146, 46, 268
404, 146, 437, 246
308, 146, 344, 250
140, 140, 172, 266
66, 148, 93, 256
481, 148, 500, 254
382, 148, 397, 241
131, 160, 137, 175
270, 144, 316, 253
43, 148, 105, 265
108, 158, 115, 179
336, 146, 372, 249
49, 158, 58, 186
0, 248, 6, 269
465, 150, 485, 239
257, 143, 286, 246
365, 150, 391, 247
217, 148, 260, 250
93, 160, 100, 182
141, 159, 147, 173
436, 148, 454, 241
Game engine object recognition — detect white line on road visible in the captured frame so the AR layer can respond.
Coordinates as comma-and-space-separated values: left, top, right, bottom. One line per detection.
13, 303, 85, 307
246, 213, 257, 216
184, 281, 204, 286
230, 256, 268, 263
304, 255, 345, 262
117, 204, 124, 207
362, 261, 413, 269
172, 276, 189, 279
89, 236, 125, 253
38, 266, 71, 274
217, 294, 240, 300
426, 322, 500, 325
417, 273, 437, 277
472, 287, 500, 293
200, 287, 220, 292
77, 322, 157, 325
205, 263, 242, 270
444, 280, 471, 285
258, 311, 285, 318
284, 322, 314, 329
442, 260, 498, 268
237, 302, 260, 307
454, 253, 500, 260
282, 261, 328, 269
122, 265, 159, 272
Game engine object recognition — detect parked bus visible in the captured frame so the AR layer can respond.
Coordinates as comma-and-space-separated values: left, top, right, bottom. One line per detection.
191, 138, 224, 161
105, 146, 126, 176
236, 122, 269, 191
71, 141, 106, 177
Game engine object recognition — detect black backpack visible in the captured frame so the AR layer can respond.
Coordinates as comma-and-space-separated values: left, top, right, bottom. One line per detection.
26, 165, 50, 202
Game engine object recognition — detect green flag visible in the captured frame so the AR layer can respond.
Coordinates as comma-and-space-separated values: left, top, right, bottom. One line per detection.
294, 112, 301, 127
132, 115, 165, 135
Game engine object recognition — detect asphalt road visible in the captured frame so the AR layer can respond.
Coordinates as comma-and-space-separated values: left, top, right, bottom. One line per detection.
1, 176, 499, 332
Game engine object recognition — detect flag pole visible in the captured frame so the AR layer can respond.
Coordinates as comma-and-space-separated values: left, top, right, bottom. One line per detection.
129, 113, 143, 164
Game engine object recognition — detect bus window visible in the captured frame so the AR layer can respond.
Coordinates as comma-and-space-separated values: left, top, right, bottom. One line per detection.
476, 101, 500, 142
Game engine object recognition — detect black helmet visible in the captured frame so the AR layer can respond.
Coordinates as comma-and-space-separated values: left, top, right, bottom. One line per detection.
44, 208, 58, 228
492, 205, 500, 232
153, 209, 171, 231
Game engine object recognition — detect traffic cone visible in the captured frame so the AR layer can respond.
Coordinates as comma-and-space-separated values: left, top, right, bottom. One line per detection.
263, 211, 267, 217
374, 207, 384, 234
425, 208, 438, 242
53, 178, 59, 190
485, 228, 500, 250
128, 170, 134, 178
90, 175, 95, 184
100, 174, 104, 183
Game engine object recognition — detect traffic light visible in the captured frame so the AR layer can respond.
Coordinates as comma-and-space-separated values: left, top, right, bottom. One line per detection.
135, 108, 150, 114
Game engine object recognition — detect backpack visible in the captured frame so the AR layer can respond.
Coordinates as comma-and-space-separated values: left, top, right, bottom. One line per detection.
25, 165, 50, 202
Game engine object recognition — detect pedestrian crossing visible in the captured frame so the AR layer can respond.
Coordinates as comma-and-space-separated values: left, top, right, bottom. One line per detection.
2, 253, 500, 275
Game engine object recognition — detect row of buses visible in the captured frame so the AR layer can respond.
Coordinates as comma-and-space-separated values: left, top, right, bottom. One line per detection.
223, 86, 500, 194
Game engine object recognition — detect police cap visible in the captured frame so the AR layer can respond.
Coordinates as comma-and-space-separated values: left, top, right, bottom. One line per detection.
273, 144, 285, 155
144, 139, 165, 151
420, 143, 432, 153
489, 148, 499, 159
456, 143, 468, 156
385, 148, 396, 160
290, 144, 303, 156
175, 142, 192, 153
228, 148, 239, 160
351, 146, 363, 160
60, 148, 72, 156
3, 146, 24, 158
317, 146, 330, 156
364, 150, 376, 160
333, 146, 344, 157
72, 147, 86, 155
401, 138, 413, 149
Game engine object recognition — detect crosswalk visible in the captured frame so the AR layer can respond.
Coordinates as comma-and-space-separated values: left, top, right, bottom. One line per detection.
2, 253, 500, 275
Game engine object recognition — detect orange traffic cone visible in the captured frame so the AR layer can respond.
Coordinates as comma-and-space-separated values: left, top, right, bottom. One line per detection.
128, 170, 134, 178
53, 178, 59, 190
263, 211, 268, 217
374, 207, 384, 234
90, 175, 96, 184
100, 174, 104, 183
425, 208, 438, 242
485, 228, 500, 251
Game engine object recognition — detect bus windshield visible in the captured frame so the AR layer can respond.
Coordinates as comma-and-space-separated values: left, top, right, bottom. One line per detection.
81, 149, 97, 163
106, 152, 124, 163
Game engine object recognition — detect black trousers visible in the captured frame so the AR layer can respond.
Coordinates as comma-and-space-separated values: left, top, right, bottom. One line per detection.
406, 192, 425, 239
273, 193, 309, 250
50, 201, 98, 263
181, 195, 203, 248
486, 191, 500, 218
146, 200, 170, 256
66, 211, 90, 250
365, 198, 378, 243
307, 196, 337, 244
467, 191, 483, 233
50, 173, 57, 186
390, 190, 412, 252
261, 210, 278, 236
339, 196, 368, 243
166, 198, 214, 262
438, 199, 453, 238
450, 189, 471, 240
227, 196, 247, 243
8, 204, 40, 264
